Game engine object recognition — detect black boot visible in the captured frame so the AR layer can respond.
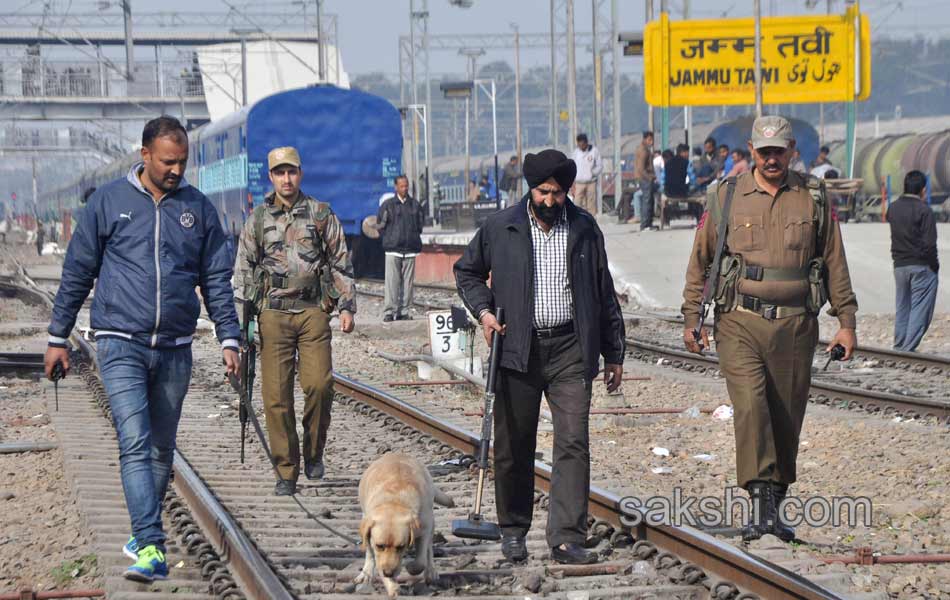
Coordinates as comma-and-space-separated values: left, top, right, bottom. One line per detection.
770, 482, 795, 542
741, 481, 774, 542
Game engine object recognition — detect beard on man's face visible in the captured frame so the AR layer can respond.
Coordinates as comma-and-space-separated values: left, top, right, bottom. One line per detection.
532, 200, 563, 225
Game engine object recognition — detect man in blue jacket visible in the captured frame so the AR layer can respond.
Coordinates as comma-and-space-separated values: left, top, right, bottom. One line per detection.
44, 115, 241, 583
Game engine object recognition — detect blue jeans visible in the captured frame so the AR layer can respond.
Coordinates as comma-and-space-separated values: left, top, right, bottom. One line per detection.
894, 265, 939, 352
97, 337, 193, 552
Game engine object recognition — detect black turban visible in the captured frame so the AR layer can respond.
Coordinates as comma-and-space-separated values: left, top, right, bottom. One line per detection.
523, 149, 577, 192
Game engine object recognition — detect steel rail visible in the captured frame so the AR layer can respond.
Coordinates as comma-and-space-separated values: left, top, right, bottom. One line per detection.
2, 258, 291, 600
625, 310, 950, 374
628, 339, 950, 422
331, 373, 842, 600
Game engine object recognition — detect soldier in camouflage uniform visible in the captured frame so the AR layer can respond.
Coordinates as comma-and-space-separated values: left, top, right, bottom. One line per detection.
235, 146, 356, 496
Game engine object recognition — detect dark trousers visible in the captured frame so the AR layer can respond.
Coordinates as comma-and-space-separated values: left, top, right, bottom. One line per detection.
638, 179, 655, 230
493, 331, 592, 547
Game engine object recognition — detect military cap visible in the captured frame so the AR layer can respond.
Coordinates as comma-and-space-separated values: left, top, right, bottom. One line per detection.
523, 149, 577, 192
750, 116, 795, 149
267, 146, 302, 170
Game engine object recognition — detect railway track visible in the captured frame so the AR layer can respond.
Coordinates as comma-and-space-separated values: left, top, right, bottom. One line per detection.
1, 261, 861, 599
627, 338, 950, 423
626, 310, 950, 376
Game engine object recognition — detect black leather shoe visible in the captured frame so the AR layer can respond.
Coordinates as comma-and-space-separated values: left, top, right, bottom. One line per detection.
396, 314, 413, 321
274, 479, 296, 496
741, 481, 773, 542
551, 542, 598, 565
305, 460, 325, 481
501, 535, 527, 563
383, 315, 394, 322
770, 482, 795, 542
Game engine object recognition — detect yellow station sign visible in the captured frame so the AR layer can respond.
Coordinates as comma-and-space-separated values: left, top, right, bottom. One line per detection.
644, 7, 870, 107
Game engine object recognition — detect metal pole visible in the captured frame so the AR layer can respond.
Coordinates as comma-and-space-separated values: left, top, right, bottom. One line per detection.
32, 156, 37, 208
333, 14, 341, 85
97, 44, 106, 96
612, 0, 621, 219
240, 37, 248, 106
566, 0, 578, 145
660, 0, 669, 150
422, 0, 433, 221
753, 0, 763, 117
550, 0, 558, 146
591, 0, 600, 148
819, 0, 832, 142
683, 0, 691, 149
122, 0, 134, 81
155, 45, 164, 96
316, 0, 326, 81
491, 81, 500, 210
513, 24, 523, 199
646, 0, 654, 132
464, 97, 470, 200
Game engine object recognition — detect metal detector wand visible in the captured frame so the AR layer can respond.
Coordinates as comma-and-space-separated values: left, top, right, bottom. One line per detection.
51, 362, 65, 412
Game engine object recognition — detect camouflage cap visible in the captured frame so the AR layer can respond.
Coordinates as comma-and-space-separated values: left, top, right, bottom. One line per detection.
750, 116, 794, 149
267, 146, 302, 170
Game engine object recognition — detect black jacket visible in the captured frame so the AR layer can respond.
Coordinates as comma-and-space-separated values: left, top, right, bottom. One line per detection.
663, 155, 690, 198
887, 195, 939, 273
454, 196, 626, 380
377, 195, 424, 253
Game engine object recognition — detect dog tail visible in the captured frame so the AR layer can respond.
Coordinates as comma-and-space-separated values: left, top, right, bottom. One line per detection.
433, 487, 455, 508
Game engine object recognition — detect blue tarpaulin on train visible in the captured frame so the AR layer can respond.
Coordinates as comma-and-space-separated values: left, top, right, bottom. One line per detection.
246, 85, 403, 237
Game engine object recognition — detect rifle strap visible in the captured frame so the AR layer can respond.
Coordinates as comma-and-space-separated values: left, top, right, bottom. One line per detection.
701, 177, 737, 305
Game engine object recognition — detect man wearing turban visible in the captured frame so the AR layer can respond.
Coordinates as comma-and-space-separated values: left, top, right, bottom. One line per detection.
454, 149, 626, 565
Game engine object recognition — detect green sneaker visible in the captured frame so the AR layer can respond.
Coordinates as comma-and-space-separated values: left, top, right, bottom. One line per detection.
124, 545, 168, 583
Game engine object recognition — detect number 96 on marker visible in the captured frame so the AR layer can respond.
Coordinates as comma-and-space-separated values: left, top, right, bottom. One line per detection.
428, 310, 465, 359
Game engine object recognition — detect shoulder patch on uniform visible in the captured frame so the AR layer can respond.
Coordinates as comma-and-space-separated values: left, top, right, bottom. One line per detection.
312, 201, 332, 221
697, 210, 709, 230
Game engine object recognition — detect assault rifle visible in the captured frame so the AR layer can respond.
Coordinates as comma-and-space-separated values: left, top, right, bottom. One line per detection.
692, 178, 736, 350
229, 299, 258, 464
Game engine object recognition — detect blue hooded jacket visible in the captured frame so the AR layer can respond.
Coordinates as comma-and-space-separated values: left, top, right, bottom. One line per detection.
48, 163, 240, 349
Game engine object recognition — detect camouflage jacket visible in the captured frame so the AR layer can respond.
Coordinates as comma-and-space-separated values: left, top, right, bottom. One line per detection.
235, 191, 356, 314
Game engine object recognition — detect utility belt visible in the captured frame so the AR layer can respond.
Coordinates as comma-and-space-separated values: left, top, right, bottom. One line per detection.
243, 271, 323, 314
713, 254, 828, 319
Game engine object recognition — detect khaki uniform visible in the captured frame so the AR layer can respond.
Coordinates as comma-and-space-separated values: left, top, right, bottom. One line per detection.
235, 191, 356, 481
681, 169, 857, 488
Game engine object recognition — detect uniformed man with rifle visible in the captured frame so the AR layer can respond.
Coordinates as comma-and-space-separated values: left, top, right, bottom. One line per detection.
681, 116, 858, 542
235, 146, 356, 496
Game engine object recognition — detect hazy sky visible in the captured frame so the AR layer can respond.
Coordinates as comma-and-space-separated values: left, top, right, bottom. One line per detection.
13, 0, 947, 77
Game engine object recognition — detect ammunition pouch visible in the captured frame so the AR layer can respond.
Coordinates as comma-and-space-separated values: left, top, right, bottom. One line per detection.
806, 257, 829, 315
714, 254, 744, 313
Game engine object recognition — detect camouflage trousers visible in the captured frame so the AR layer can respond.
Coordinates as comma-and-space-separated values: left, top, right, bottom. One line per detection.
259, 308, 333, 482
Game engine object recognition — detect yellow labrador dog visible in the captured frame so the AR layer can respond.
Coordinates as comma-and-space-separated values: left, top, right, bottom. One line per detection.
354, 453, 454, 598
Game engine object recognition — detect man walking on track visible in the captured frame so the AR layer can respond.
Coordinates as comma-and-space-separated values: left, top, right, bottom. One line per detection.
681, 116, 858, 543
455, 148, 626, 566
887, 170, 939, 352
376, 174, 425, 322
45, 115, 241, 582
234, 146, 356, 497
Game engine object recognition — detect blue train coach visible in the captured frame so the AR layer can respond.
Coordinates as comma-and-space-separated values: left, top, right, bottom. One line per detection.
191, 84, 402, 276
